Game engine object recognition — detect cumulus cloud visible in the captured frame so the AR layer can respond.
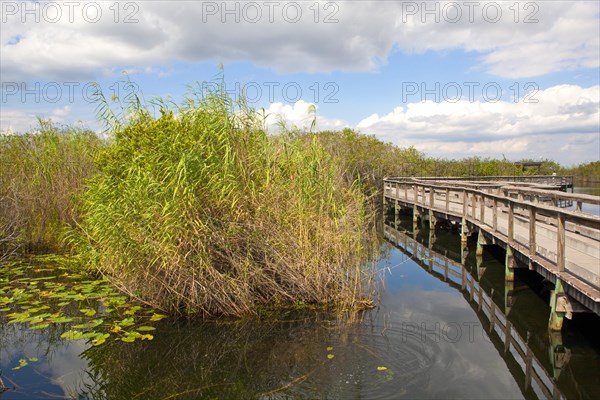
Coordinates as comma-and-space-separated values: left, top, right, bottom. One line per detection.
1, 1, 598, 81
1, 105, 73, 133
355, 84, 600, 163
264, 100, 350, 132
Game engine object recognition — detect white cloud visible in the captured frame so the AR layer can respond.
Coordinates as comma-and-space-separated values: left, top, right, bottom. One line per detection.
1, 105, 72, 133
1, 1, 597, 80
355, 84, 600, 164
264, 100, 350, 132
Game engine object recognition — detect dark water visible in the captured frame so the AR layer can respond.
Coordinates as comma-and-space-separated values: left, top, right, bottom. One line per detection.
2, 219, 600, 399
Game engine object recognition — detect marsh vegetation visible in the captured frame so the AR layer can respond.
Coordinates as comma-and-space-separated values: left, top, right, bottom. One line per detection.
1, 77, 598, 318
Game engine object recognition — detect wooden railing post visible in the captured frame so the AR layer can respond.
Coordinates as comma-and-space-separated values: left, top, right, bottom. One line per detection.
525, 338, 533, 390
506, 200, 515, 282
492, 198, 497, 231
445, 188, 449, 212
508, 201, 514, 242
429, 186, 435, 208
529, 206, 536, 257
504, 321, 512, 353
479, 195, 485, 224
557, 213, 565, 272
414, 184, 418, 204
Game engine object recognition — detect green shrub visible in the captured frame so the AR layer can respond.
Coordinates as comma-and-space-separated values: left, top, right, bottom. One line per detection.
0, 121, 101, 255
74, 83, 375, 316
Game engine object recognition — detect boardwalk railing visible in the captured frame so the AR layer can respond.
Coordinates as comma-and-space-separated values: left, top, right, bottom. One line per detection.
383, 177, 600, 326
384, 224, 567, 400
387, 175, 574, 190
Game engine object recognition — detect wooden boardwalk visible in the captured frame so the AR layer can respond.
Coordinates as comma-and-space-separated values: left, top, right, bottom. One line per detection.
383, 177, 600, 330
384, 224, 568, 400
414, 175, 574, 192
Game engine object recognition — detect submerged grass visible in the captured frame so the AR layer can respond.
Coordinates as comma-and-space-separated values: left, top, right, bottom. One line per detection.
72, 79, 377, 317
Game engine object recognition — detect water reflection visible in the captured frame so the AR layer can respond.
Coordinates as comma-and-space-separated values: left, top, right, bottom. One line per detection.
2, 216, 600, 399
0, 322, 92, 399
386, 214, 600, 400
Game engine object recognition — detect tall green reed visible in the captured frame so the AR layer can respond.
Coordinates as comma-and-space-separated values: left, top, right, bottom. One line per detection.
73, 78, 376, 316
0, 120, 102, 255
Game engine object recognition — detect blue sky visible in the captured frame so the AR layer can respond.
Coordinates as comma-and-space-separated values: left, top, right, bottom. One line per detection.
1, 1, 599, 165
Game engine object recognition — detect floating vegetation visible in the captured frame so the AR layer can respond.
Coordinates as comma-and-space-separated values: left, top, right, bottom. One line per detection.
11, 357, 38, 371
0, 254, 167, 353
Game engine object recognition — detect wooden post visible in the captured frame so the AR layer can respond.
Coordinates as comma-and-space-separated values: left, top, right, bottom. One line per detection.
549, 330, 570, 382
529, 206, 536, 257
489, 296, 496, 333
479, 195, 485, 224
557, 213, 566, 272
508, 201, 514, 243
428, 224, 436, 249
504, 199, 515, 281
492, 198, 497, 231
428, 251, 433, 272
576, 201, 582, 212
524, 340, 533, 390
445, 188, 449, 212
444, 258, 449, 281
469, 277, 474, 301
549, 278, 566, 331
471, 193, 476, 219
476, 252, 486, 279
462, 190, 468, 217
404, 184, 408, 200
504, 321, 512, 353
429, 210, 436, 231
414, 184, 418, 205
505, 279, 514, 315
505, 245, 515, 282
395, 182, 399, 199
413, 206, 419, 236
429, 186, 435, 208
476, 229, 485, 256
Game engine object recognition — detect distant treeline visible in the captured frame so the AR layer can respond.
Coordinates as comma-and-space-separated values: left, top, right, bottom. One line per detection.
561, 161, 600, 183
310, 128, 597, 193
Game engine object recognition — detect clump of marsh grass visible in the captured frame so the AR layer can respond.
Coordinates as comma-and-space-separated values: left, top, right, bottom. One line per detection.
74, 77, 377, 317
0, 121, 102, 255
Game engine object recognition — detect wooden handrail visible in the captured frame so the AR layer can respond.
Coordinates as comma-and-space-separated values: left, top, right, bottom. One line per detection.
384, 179, 600, 224
384, 178, 600, 294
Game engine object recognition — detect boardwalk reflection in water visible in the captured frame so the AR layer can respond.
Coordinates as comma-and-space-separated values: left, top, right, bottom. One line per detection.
384, 214, 600, 400
3, 218, 599, 399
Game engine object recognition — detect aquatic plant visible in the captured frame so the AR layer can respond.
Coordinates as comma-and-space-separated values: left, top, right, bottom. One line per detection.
0, 255, 166, 350
0, 121, 102, 255
72, 76, 376, 316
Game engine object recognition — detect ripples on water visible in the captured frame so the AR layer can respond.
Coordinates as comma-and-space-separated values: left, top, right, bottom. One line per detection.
2, 209, 600, 399
285, 319, 440, 400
